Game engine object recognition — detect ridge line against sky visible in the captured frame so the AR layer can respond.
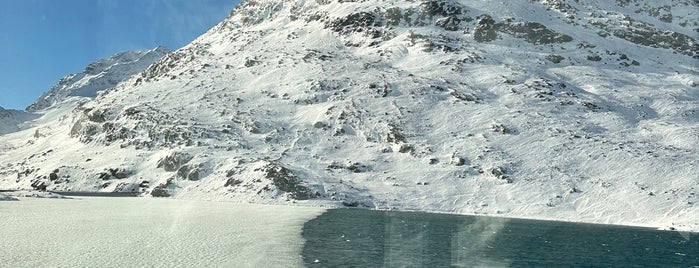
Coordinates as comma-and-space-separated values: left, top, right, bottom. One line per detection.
0, 0, 241, 110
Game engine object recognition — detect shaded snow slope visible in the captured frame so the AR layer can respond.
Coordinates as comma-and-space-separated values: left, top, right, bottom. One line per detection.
0, 107, 37, 135
0, 193, 19, 201
26, 46, 170, 112
1, 0, 697, 231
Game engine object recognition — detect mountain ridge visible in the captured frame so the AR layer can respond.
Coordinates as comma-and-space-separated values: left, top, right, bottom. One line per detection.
26, 46, 170, 112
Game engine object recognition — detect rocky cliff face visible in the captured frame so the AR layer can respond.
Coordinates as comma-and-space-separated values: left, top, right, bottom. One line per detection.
1, 0, 697, 230
26, 46, 170, 112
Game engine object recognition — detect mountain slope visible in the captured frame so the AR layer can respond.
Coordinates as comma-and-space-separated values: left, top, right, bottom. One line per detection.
26, 46, 170, 112
0, 47, 168, 136
0, 106, 36, 135
1, 0, 697, 230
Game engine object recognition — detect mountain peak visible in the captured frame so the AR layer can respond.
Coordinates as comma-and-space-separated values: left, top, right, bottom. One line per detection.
26, 46, 170, 112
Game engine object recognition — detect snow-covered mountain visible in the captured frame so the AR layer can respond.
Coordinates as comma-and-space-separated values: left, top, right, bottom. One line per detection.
26, 46, 170, 112
1, 0, 697, 231
0, 106, 36, 135
0, 47, 168, 136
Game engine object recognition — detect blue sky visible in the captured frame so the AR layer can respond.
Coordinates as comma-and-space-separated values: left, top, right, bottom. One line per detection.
0, 0, 240, 110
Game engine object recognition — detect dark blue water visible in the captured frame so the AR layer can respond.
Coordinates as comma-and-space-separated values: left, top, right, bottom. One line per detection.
302, 209, 698, 267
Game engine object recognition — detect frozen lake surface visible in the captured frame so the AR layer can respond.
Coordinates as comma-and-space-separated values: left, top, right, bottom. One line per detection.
0, 197, 324, 267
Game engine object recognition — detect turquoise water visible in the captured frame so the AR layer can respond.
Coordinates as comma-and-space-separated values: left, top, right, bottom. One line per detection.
302, 209, 699, 267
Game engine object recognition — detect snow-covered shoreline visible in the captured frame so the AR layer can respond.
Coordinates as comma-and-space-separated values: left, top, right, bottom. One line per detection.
2, 191, 696, 233
0, 193, 19, 201
0, 190, 71, 200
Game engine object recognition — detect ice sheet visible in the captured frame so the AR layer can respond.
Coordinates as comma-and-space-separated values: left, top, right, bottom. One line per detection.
0, 197, 325, 268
